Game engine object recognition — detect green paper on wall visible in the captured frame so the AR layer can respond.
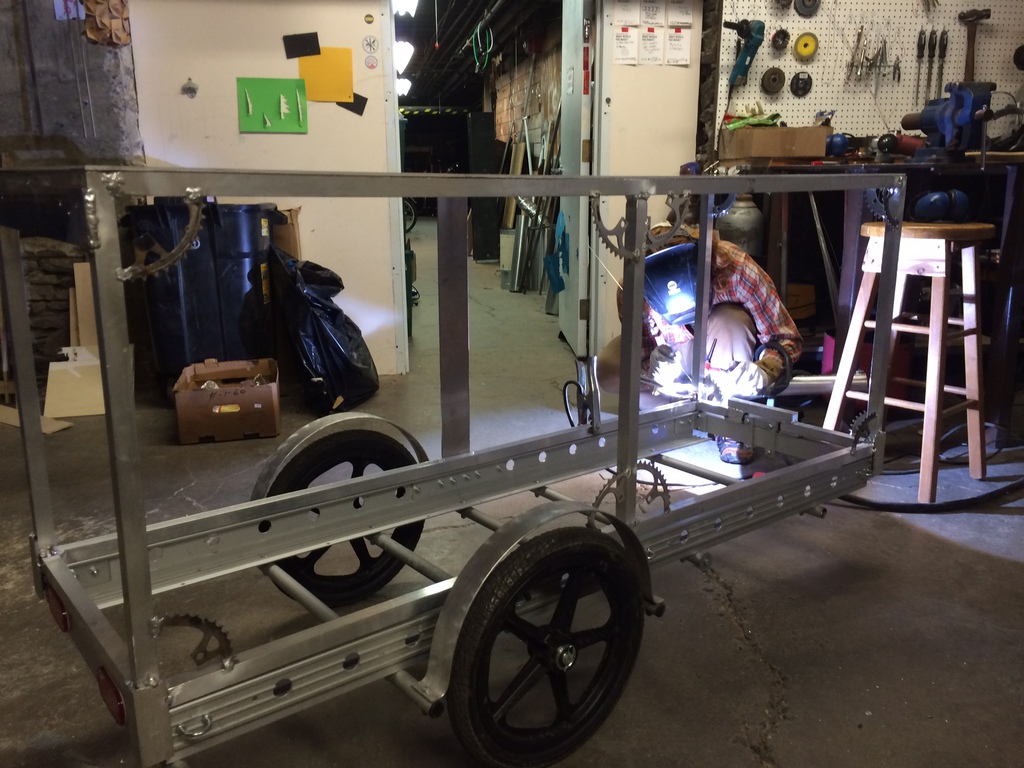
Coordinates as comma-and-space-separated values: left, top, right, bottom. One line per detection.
237, 78, 308, 134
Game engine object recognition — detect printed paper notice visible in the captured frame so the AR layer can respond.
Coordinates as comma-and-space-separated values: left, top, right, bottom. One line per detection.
612, 0, 641, 27
613, 26, 639, 65
640, 2, 666, 27
667, 0, 693, 27
666, 28, 691, 65
639, 27, 664, 65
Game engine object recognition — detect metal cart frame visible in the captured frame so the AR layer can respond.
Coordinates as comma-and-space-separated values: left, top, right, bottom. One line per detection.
0, 167, 906, 767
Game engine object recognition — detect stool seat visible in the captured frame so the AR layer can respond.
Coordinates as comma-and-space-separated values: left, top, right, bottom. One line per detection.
860, 220, 996, 242
826, 220, 993, 503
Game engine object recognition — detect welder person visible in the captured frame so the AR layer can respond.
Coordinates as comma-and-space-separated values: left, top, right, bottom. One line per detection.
596, 213, 801, 465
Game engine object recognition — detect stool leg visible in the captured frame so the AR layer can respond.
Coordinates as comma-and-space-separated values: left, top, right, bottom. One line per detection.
824, 272, 877, 431
961, 245, 986, 480
918, 271, 950, 504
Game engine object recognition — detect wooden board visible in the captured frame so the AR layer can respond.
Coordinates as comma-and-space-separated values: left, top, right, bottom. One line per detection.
73, 262, 97, 348
0, 405, 73, 434
42, 347, 106, 419
501, 142, 527, 229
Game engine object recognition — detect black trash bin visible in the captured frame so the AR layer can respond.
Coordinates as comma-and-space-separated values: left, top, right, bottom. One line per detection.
127, 201, 277, 379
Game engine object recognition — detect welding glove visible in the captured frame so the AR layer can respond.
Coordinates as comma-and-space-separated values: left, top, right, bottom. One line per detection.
649, 344, 686, 393
710, 358, 782, 399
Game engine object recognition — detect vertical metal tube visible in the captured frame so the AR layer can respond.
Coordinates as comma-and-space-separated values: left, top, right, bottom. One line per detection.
0, 227, 57, 554
614, 194, 648, 524
84, 172, 161, 687
690, 194, 714, 390
865, 177, 906, 471
437, 196, 471, 457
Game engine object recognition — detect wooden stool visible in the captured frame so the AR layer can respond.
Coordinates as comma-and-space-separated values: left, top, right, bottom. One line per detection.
824, 221, 995, 503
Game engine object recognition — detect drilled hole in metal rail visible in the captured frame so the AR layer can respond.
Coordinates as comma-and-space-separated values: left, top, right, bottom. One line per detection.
353, 497, 365, 510
831, 476, 838, 489
569, 444, 577, 455
777, 495, 785, 508
395, 487, 406, 499
273, 679, 292, 697
804, 485, 812, 498
257, 520, 271, 534
652, 425, 660, 435
405, 633, 420, 646
745, 506, 754, 518
308, 508, 320, 522
598, 437, 607, 448
342, 653, 360, 670
713, 517, 723, 532
679, 529, 689, 543
538, 451, 547, 463
505, 459, 515, 471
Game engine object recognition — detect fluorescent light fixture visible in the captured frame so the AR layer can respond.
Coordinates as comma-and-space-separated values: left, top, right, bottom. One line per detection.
393, 0, 418, 16
396, 78, 412, 96
394, 40, 415, 75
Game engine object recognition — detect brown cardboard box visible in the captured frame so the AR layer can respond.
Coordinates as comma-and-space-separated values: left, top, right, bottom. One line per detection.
718, 126, 832, 159
272, 207, 302, 259
173, 359, 280, 444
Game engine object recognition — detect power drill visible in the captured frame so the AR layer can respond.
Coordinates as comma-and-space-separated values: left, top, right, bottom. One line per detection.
723, 19, 765, 88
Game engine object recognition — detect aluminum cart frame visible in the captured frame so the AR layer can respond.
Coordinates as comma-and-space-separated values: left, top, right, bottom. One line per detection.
0, 167, 906, 768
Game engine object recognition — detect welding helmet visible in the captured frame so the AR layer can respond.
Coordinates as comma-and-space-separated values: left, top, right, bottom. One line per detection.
643, 241, 699, 326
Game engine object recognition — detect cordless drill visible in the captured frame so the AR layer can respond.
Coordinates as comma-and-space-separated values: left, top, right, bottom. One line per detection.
723, 19, 765, 87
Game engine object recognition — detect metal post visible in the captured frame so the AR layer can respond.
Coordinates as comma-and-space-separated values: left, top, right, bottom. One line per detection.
0, 227, 57, 559
437, 197, 471, 457
614, 194, 648, 523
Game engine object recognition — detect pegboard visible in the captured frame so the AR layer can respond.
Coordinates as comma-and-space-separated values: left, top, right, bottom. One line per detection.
716, 0, 1024, 141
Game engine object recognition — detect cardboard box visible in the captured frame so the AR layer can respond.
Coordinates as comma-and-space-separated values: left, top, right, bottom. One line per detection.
173, 358, 280, 444
718, 126, 832, 159
272, 207, 302, 260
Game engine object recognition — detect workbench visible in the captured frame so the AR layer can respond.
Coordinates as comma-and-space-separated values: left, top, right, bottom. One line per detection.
748, 152, 1024, 437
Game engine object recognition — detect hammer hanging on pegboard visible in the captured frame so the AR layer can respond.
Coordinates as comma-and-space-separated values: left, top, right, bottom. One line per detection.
958, 9, 991, 82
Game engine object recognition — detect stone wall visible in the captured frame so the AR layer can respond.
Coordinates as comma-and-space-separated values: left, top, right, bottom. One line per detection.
18, 237, 86, 376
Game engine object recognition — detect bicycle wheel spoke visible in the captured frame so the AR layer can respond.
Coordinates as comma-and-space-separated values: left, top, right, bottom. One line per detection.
492, 657, 547, 722
550, 568, 586, 632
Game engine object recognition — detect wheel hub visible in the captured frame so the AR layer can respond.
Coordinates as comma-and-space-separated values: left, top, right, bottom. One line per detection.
554, 643, 577, 671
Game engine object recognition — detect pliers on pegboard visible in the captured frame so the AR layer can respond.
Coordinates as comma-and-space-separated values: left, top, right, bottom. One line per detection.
892, 56, 901, 82
923, 0, 939, 9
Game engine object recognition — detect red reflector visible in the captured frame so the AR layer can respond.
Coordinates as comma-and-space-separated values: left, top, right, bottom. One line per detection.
44, 585, 70, 632
96, 666, 127, 726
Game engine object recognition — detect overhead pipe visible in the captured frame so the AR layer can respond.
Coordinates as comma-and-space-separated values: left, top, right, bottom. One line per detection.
459, 0, 511, 53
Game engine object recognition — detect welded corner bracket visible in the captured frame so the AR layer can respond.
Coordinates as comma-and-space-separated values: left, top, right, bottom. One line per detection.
116, 186, 205, 282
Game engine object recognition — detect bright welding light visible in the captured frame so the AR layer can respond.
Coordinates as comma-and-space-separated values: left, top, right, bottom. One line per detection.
393, 0, 418, 16
396, 77, 412, 96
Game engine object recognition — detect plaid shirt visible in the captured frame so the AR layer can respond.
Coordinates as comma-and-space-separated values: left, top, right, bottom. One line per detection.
623, 237, 802, 373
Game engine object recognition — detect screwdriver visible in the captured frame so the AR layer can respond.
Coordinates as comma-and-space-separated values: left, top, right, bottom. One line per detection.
915, 28, 926, 108
935, 28, 948, 99
925, 28, 937, 107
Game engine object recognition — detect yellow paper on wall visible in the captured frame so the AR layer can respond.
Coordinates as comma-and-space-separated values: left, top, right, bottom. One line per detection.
299, 48, 354, 103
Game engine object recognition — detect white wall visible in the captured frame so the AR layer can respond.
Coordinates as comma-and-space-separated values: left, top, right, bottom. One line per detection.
130, 0, 407, 375
592, 2, 704, 353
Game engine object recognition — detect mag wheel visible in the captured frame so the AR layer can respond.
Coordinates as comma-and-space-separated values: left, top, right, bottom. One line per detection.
448, 526, 644, 768
264, 430, 424, 607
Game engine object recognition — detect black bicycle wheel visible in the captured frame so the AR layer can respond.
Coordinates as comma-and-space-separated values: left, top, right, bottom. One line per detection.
403, 198, 417, 233
265, 430, 424, 607
448, 526, 644, 768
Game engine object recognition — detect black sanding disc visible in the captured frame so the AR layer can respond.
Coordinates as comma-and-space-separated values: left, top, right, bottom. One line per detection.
790, 71, 813, 97
762, 67, 786, 94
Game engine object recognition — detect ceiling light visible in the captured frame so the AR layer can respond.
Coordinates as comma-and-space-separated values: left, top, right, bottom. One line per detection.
394, 40, 415, 75
396, 78, 412, 97
393, 0, 418, 17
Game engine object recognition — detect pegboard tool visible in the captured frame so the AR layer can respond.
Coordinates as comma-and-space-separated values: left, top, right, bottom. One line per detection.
915, 28, 926, 106
934, 29, 948, 99
794, 32, 819, 61
924, 29, 937, 104
958, 9, 992, 82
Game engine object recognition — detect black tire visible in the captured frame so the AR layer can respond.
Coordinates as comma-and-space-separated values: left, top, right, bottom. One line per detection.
403, 198, 417, 233
265, 430, 424, 607
448, 527, 645, 768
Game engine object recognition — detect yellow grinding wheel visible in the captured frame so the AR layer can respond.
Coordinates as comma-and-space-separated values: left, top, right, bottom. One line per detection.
794, 32, 818, 61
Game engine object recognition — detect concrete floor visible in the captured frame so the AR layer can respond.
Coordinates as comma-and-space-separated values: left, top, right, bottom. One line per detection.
2, 218, 1024, 768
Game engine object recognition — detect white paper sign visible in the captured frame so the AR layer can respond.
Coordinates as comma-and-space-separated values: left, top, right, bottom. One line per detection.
640, 2, 666, 27
666, 27, 691, 65
639, 27, 665, 65
666, 0, 693, 28
612, 0, 641, 27
613, 26, 640, 65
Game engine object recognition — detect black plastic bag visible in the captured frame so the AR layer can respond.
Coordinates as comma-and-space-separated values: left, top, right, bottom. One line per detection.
271, 245, 379, 413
